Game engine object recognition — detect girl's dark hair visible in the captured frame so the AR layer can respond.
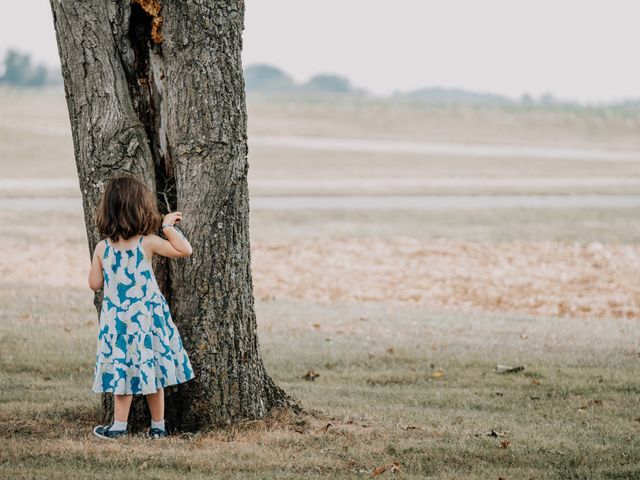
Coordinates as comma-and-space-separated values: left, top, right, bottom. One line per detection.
96, 176, 161, 242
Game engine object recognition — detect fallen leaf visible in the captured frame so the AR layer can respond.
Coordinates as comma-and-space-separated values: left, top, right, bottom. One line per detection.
371, 465, 386, 477
500, 440, 511, 449
431, 370, 445, 379
302, 370, 320, 381
531, 379, 541, 385
386, 347, 395, 354
390, 461, 400, 473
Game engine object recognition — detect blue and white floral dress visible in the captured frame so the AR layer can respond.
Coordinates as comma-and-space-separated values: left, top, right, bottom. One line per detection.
92, 235, 195, 395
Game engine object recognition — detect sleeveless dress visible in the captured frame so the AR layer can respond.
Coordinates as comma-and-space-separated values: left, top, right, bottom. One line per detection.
92, 235, 195, 395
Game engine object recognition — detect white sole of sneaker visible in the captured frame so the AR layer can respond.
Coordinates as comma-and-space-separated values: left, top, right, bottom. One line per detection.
93, 425, 122, 440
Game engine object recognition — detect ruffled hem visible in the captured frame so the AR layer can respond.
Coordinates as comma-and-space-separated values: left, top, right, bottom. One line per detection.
94, 291, 195, 394
92, 355, 195, 395
91, 376, 195, 395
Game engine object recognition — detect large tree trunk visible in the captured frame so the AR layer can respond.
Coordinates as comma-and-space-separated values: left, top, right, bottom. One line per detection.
49, 0, 301, 432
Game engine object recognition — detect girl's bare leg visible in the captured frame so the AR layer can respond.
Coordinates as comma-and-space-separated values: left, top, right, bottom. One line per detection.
114, 394, 133, 422
146, 388, 165, 422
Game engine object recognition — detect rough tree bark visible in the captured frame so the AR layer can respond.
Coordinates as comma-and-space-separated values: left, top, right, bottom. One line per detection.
49, 0, 302, 432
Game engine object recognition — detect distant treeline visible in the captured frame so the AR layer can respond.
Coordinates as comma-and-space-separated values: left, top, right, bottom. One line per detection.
245, 63, 640, 109
0, 49, 62, 87
3, 50, 639, 109
244, 64, 360, 95
244, 61, 509, 104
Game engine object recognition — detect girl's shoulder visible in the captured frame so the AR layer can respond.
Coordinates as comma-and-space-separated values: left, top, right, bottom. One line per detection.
140, 234, 163, 256
93, 238, 108, 263
141, 234, 162, 245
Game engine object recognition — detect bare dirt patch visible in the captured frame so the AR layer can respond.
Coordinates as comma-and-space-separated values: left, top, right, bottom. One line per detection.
252, 238, 639, 320
6, 232, 638, 320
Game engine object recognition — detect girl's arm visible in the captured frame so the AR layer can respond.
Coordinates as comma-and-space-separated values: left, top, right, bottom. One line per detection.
147, 232, 192, 258
88, 240, 106, 291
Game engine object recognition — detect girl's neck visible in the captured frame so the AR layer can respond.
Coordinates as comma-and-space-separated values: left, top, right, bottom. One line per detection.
111, 234, 142, 247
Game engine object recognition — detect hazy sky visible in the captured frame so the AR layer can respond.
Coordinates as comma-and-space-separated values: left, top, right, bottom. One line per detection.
2, 1, 639, 102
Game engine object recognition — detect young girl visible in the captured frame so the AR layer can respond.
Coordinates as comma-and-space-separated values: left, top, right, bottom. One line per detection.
88, 175, 195, 440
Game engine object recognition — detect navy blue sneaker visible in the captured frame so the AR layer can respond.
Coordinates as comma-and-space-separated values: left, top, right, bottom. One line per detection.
147, 427, 168, 439
93, 423, 128, 440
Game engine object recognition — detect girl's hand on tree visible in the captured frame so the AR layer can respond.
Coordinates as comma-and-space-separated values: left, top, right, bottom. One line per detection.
162, 211, 182, 226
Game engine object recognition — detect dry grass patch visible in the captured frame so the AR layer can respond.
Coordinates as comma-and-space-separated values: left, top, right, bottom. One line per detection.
2, 290, 639, 478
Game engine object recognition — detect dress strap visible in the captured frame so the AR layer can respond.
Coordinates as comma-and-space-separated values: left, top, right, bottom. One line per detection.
102, 238, 110, 261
